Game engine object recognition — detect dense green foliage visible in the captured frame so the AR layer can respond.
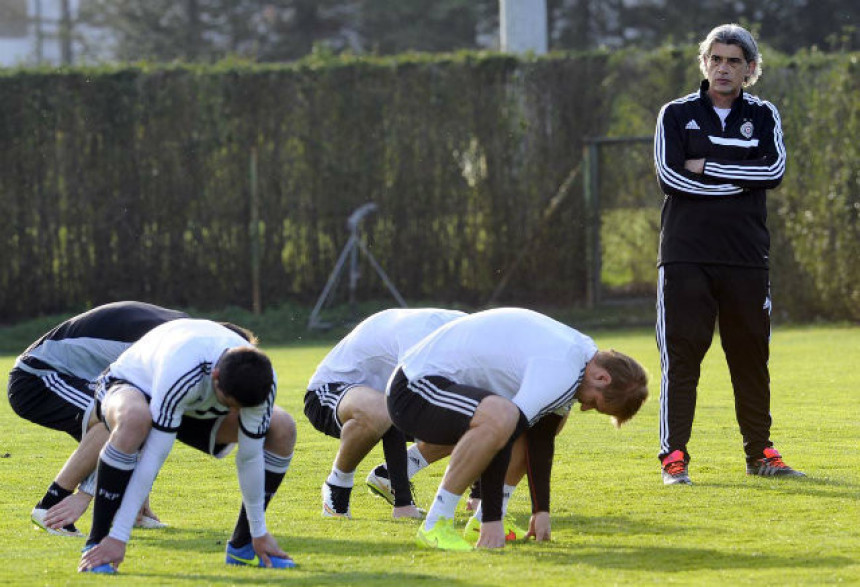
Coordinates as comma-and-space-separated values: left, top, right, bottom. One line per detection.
0, 49, 857, 323
0, 325, 858, 584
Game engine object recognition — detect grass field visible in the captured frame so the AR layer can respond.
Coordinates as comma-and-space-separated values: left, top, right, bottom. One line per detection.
0, 324, 857, 585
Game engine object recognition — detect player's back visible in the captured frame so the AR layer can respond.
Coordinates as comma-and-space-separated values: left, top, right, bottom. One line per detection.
309, 308, 466, 391
400, 307, 594, 393
107, 319, 250, 396
15, 301, 188, 381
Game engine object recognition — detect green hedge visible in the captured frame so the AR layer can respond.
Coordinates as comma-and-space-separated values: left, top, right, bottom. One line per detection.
0, 49, 856, 322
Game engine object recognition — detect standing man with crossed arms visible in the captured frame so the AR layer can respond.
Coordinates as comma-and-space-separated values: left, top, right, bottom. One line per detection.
654, 24, 804, 485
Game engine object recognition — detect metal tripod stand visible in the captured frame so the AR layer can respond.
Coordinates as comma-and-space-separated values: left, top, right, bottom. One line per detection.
307, 203, 407, 329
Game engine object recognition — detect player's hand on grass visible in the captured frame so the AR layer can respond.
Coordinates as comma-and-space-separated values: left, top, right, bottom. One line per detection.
476, 520, 506, 549
252, 533, 291, 568
78, 537, 125, 572
44, 491, 92, 529
392, 504, 423, 519
526, 511, 551, 542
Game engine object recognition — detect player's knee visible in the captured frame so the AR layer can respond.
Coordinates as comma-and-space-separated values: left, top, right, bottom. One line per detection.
342, 410, 388, 442
266, 408, 297, 454
341, 398, 390, 438
111, 404, 152, 449
363, 402, 392, 436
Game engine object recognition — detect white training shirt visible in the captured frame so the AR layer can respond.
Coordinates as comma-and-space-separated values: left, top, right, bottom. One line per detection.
308, 308, 467, 392
102, 319, 276, 543
398, 307, 598, 425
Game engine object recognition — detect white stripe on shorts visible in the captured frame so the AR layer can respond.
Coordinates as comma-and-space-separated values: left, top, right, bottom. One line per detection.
42, 372, 91, 411
408, 378, 480, 418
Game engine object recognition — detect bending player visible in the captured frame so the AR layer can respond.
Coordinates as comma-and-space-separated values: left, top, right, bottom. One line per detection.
386, 307, 649, 550
78, 319, 296, 573
304, 308, 466, 519
8, 301, 188, 535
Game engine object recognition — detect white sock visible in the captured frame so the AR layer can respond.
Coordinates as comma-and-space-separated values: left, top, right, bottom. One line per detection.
265, 450, 293, 474
406, 444, 429, 479
424, 487, 460, 531
326, 466, 354, 488
502, 484, 516, 516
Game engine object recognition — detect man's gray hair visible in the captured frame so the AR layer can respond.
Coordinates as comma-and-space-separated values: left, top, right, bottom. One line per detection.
698, 24, 763, 87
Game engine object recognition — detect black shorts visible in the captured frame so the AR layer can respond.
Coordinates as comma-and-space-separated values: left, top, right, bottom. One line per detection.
386, 368, 494, 446
176, 415, 234, 458
303, 383, 358, 439
99, 380, 233, 458
7, 368, 95, 442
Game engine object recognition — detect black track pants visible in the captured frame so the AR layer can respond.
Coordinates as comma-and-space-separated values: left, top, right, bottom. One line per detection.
656, 263, 773, 462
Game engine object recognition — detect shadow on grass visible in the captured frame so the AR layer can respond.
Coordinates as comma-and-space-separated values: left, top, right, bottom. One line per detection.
126, 513, 857, 579
127, 569, 467, 586
548, 513, 693, 536
133, 527, 421, 557
125, 531, 478, 585
705, 475, 860, 500
126, 530, 481, 584
501, 540, 856, 572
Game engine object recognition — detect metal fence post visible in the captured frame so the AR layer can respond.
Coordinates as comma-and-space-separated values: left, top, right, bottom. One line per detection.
249, 147, 261, 315
583, 140, 600, 308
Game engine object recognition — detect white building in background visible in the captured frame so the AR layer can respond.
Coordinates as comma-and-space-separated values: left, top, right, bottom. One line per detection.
500, 0, 548, 54
0, 0, 67, 66
0, 0, 108, 67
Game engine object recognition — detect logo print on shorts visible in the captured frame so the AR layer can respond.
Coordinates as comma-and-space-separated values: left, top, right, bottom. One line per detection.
740, 121, 754, 138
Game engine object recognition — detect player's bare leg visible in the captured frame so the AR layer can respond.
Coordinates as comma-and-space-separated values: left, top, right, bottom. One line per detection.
441, 396, 519, 495
317, 387, 388, 517
425, 396, 519, 548
335, 386, 390, 473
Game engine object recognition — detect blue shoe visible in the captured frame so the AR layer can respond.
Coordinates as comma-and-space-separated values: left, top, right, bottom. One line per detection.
225, 542, 296, 569
80, 543, 117, 574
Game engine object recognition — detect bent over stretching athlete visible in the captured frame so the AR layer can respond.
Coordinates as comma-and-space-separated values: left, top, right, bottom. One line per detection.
8, 301, 187, 535
78, 319, 297, 573
305, 308, 465, 519
387, 308, 648, 551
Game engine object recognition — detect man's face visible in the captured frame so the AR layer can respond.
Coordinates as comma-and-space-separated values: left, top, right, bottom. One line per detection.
703, 42, 754, 98
577, 385, 608, 414
578, 360, 611, 414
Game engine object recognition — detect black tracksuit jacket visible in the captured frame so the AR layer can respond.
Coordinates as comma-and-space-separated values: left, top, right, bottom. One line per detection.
654, 80, 786, 268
